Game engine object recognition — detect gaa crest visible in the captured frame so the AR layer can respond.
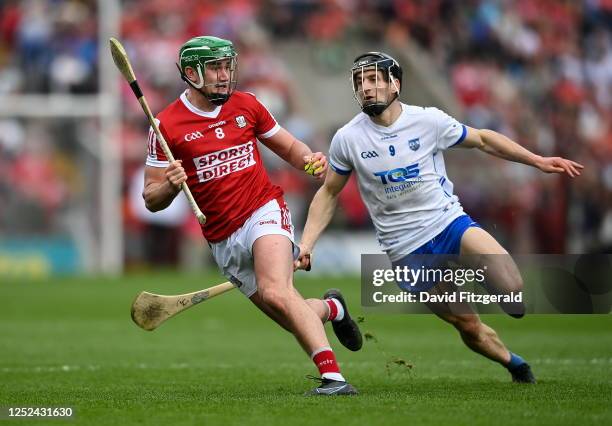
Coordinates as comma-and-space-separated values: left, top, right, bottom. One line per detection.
235, 115, 247, 128
408, 138, 420, 151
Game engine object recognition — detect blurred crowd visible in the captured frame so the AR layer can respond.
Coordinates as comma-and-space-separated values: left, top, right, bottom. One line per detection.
264, 0, 612, 253
0, 0, 96, 237
378, 0, 612, 254
1, 0, 611, 268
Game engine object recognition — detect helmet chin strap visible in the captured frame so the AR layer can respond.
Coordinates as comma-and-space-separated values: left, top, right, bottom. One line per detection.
209, 95, 230, 106
362, 92, 398, 117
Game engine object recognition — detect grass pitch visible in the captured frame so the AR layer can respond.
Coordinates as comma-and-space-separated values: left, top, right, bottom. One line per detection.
1, 272, 611, 425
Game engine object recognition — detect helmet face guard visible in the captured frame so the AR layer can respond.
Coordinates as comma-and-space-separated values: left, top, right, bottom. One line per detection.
351, 52, 402, 117
177, 36, 238, 105
191, 56, 237, 105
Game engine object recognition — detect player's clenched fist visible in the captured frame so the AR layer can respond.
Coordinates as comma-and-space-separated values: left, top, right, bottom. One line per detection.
165, 160, 187, 191
294, 243, 313, 271
303, 152, 328, 180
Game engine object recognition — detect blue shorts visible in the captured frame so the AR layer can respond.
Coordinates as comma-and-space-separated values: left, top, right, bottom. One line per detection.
392, 214, 481, 292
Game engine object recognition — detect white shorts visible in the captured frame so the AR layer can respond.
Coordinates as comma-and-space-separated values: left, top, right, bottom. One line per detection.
209, 197, 299, 298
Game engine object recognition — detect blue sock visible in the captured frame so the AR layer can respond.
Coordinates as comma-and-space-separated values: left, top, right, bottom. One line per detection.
506, 352, 526, 370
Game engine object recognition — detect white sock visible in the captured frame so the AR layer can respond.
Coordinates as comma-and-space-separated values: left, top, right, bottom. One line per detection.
322, 372, 345, 382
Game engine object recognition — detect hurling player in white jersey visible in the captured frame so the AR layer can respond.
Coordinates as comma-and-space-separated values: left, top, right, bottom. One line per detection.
296, 52, 584, 384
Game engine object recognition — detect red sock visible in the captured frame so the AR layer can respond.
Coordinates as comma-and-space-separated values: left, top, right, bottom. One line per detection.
325, 299, 338, 322
312, 347, 340, 375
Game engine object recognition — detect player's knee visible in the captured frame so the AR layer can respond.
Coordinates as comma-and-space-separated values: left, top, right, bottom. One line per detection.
259, 286, 291, 314
503, 264, 524, 293
491, 257, 524, 293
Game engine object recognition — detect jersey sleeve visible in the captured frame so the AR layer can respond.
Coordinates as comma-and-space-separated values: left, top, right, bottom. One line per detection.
249, 94, 280, 139
328, 131, 352, 175
145, 118, 170, 168
432, 107, 467, 150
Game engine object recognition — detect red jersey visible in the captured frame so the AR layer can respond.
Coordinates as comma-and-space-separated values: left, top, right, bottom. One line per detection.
146, 90, 284, 243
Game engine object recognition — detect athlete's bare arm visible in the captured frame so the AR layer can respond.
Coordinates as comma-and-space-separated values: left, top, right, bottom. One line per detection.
459, 127, 584, 177
142, 161, 187, 212
295, 170, 351, 270
260, 128, 328, 179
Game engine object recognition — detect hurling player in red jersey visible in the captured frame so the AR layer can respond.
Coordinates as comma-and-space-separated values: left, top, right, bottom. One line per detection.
142, 36, 361, 395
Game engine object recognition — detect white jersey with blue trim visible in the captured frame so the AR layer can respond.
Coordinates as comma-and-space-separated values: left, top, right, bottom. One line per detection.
329, 103, 468, 261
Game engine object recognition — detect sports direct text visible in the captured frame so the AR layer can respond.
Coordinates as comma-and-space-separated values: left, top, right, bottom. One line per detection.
371, 266, 486, 287
193, 141, 256, 182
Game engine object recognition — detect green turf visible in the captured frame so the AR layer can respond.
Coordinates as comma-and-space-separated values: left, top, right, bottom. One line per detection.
1, 272, 611, 425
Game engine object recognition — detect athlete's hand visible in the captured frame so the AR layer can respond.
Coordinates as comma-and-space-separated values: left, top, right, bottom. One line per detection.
294, 243, 313, 271
535, 156, 584, 178
165, 160, 187, 192
303, 152, 328, 180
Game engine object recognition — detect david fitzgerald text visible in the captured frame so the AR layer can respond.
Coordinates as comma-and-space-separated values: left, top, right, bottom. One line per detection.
372, 291, 523, 305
